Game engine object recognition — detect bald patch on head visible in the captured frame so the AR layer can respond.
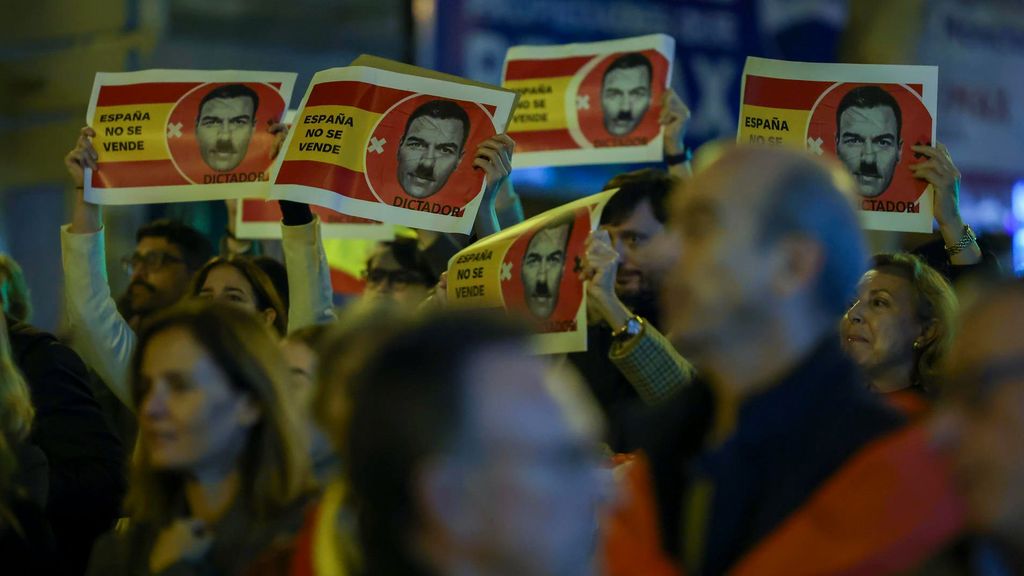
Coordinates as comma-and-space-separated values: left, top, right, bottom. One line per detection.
684, 145, 857, 207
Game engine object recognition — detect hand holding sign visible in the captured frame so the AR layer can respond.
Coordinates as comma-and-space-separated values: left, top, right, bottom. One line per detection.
659, 89, 690, 157
65, 126, 99, 189
910, 142, 961, 228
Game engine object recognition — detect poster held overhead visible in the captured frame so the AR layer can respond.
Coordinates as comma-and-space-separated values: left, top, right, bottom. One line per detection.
85, 70, 296, 204
502, 34, 675, 168
271, 58, 517, 235
738, 57, 938, 233
447, 190, 617, 355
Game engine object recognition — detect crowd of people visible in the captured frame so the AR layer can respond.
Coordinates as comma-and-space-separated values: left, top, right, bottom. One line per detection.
0, 82, 1021, 576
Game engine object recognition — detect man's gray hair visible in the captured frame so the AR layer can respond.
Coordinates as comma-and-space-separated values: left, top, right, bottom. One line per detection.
759, 160, 867, 317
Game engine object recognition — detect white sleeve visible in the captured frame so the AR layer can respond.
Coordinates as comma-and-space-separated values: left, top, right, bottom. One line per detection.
60, 224, 136, 409
282, 216, 336, 332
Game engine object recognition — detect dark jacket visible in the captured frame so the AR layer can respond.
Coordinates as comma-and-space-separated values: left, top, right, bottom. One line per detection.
9, 320, 126, 576
568, 325, 645, 450
637, 334, 905, 575
569, 299, 664, 451
1, 442, 56, 574
87, 496, 311, 576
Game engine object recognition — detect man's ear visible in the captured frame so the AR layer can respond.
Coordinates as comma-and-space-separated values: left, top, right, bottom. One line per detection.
770, 235, 825, 299
417, 457, 478, 541
897, 138, 904, 164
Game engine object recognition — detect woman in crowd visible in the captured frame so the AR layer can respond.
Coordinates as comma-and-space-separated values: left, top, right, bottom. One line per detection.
0, 308, 52, 568
840, 253, 958, 400
190, 255, 289, 337
87, 301, 312, 575
280, 323, 338, 485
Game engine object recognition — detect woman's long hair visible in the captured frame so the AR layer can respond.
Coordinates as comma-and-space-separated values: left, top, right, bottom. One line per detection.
0, 313, 34, 527
125, 301, 311, 528
188, 256, 288, 336
872, 253, 958, 392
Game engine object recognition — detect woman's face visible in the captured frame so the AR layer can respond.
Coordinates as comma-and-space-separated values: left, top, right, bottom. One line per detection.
840, 269, 922, 374
281, 338, 335, 472
138, 327, 260, 472
198, 264, 276, 329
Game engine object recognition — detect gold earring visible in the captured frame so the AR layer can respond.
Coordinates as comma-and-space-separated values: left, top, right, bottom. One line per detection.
913, 341, 921, 350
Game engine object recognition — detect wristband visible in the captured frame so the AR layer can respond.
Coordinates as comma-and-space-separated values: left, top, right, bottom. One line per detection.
665, 148, 692, 166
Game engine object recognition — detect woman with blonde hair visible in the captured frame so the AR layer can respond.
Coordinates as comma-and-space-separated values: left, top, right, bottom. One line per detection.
87, 300, 312, 575
841, 253, 958, 399
0, 308, 52, 568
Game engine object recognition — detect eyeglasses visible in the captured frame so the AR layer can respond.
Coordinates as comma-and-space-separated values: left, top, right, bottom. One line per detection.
121, 251, 185, 274
364, 267, 429, 289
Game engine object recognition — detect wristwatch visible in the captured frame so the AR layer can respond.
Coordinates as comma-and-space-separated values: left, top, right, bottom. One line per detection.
945, 224, 977, 257
611, 315, 644, 340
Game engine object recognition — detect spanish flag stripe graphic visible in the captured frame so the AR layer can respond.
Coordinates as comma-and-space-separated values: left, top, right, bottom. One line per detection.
504, 57, 593, 80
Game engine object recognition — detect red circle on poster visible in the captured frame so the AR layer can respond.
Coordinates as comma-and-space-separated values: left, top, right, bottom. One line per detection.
500, 208, 590, 333
807, 82, 932, 205
363, 94, 496, 211
165, 82, 286, 185
575, 49, 670, 148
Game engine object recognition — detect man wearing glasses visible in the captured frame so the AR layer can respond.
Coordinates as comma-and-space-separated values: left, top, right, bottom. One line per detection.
195, 84, 259, 172
361, 237, 437, 309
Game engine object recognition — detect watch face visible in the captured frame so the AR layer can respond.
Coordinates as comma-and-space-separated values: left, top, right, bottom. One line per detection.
625, 318, 642, 337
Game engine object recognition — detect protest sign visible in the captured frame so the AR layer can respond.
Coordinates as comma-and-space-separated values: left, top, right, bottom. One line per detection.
235, 200, 395, 240
85, 70, 296, 204
447, 190, 616, 354
271, 59, 517, 234
739, 57, 938, 233
502, 34, 674, 167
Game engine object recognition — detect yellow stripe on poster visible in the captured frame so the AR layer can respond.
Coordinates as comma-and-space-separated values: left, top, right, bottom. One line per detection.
447, 235, 515, 309
738, 105, 810, 149
287, 105, 381, 173
504, 76, 573, 133
92, 103, 174, 162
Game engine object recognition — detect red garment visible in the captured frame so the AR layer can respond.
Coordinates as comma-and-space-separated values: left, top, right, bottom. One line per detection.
602, 423, 962, 576
732, 423, 964, 575
601, 453, 682, 576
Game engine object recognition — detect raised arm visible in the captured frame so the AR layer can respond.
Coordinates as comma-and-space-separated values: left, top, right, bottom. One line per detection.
61, 126, 136, 408
660, 89, 692, 181
910, 142, 982, 267
472, 134, 516, 238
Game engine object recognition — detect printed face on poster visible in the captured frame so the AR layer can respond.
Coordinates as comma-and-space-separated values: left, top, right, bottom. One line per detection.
502, 34, 674, 168
738, 57, 938, 233
447, 190, 616, 355
271, 64, 516, 234
85, 70, 296, 204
